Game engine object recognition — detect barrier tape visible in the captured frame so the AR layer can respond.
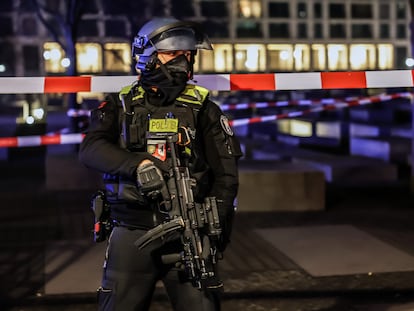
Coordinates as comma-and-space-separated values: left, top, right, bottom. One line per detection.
0, 92, 411, 148
222, 92, 411, 111
66, 97, 357, 118
66, 97, 356, 117
230, 92, 413, 127
0, 133, 84, 148
66, 92, 412, 118
1, 70, 414, 94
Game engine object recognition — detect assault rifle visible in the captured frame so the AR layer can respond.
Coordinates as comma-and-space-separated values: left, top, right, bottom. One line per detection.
134, 129, 223, 290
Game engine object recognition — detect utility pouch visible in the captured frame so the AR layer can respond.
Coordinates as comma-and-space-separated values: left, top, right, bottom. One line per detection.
91, 190, 113, 243
104, 173, 147, 204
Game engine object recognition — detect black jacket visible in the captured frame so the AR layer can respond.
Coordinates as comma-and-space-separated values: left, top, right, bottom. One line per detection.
79, 83, 242, 231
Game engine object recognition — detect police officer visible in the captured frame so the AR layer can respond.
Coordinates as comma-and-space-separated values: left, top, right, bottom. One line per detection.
79, 17, 242, 311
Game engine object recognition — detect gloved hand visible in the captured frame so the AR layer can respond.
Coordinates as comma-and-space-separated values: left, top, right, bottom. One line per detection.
217, 201, 235, 252
136, 161, 167, 199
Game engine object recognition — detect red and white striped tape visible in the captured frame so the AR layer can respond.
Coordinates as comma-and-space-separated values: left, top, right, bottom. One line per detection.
0, 133, 84, 148
220, 93, 410, 111
66, 92, 412, 118
66, 97, 356, 118
229, 92, 413, 127
0, 92, 411, 148
1, 70, 414, 94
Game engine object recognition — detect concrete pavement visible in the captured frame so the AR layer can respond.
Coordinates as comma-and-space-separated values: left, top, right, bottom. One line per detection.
2, 170, 414, 310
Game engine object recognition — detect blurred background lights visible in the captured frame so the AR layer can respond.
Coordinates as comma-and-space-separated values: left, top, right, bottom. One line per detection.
33, 108, 45, 120
280, 50, 290, 60
43, 50, 51, 60
405, 58, 414, 67
244, 46, 259, 71
61, 58, 71, 68
25, 115, 35, 125
50, 48, 61, 60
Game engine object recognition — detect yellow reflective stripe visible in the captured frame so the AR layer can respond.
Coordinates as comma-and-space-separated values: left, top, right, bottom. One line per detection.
118, 85, 144, 101
119, 85, 132, 99
119, 84, 206, 103
184, 146, 191, 156
132, 86, 145, 100
176, 84, 209, 105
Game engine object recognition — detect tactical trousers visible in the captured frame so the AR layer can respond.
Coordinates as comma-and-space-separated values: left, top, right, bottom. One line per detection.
97, 226, 221, 311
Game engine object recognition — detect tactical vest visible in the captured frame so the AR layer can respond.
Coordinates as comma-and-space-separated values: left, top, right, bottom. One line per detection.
119, 83, 209, 157
105, 83, 210, 204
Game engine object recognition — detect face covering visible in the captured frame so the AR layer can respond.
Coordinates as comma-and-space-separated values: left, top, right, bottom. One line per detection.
140, 54, 194, 105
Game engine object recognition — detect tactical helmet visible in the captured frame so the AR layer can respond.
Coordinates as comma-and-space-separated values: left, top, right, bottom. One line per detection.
132, 17, 213, 72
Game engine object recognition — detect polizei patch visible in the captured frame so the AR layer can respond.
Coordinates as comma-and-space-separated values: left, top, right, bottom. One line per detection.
149, 118, 178, 133
220, 115, 233, 136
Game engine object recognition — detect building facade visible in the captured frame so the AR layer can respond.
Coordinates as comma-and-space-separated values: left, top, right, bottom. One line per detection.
0, 0, 411, 77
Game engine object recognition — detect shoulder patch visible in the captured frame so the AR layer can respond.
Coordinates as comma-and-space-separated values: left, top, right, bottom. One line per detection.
220, 115, 234, 136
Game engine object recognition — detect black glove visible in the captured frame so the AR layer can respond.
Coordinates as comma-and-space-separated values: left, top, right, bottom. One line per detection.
217, 201, 235, 252
136, 162, 167, 199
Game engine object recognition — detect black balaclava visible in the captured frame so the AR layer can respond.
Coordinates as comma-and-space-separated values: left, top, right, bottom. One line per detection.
140, 53, 194, 106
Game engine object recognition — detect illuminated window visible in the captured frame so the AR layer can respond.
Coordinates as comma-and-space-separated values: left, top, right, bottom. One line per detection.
104, 43, 131, 73
316, 122, 341, 139
234, 44, 265, 72
327, 44, 348, 70
267, 44, 293, 72
238, 0, 261, 18
43, 42, 67, 73
311, 44, 326, 71
76, 43, 102, 73
198, 44, 232, 73
350, 44, 375, 70
195, 48, 214, 73
293, 44, 310, 71
290, 120, 312, 137
377, 44, 393, 69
